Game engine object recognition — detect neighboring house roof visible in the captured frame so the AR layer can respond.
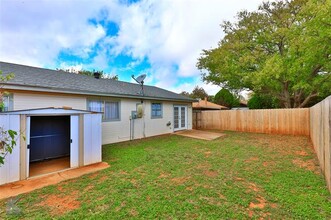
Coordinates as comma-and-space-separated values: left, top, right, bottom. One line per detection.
240, 100, 248, 107
193, 98, 228, 110
0, 62, 195, 102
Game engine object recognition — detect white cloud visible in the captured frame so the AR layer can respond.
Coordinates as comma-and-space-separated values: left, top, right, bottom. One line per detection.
168, 78, 221, 96
109, 0, 264, 88
0, 0, 264, 93
0, 0, 111, 67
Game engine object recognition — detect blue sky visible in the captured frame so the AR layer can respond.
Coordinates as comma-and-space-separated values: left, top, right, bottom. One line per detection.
0, 0, 263, 95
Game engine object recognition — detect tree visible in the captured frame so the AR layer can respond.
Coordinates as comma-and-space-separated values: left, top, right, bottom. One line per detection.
247, 93, 279, 109
180, 91, 190, 97
78, 70, 119, 80
197, 0, 331, 108
214, 88, 240, 108
0, 71, 18, 166
59, 69, 119, 80
190, 86, 208, 100
180, 86, 209, 100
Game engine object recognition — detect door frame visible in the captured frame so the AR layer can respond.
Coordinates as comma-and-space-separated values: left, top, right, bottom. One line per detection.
22, 114, 80, 178
173, 105, 188, 131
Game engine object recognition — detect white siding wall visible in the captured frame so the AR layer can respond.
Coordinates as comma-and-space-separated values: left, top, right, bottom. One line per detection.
13, 92, 86, 110
0, 115, 21, 185
102, 99, 193, 144
11, 91, 192, 145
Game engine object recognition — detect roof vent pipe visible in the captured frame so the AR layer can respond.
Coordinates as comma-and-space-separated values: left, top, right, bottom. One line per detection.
94, 72, 101, 79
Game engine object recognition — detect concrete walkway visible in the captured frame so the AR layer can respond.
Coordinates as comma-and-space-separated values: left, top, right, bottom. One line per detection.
0, 162, 110, 200
175, 129, 225, 140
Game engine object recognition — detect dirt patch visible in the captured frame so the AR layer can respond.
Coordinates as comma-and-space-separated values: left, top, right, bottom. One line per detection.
158, 172, 170, 179
95, 204, 109, 212
248, 210, 254, 218
195, 163, 210, 170
234, 177, 244, 181
295, 150, 309, 156
84, 184, 94, 191
204, 151, 212, 158
186, 186, 194, 191
38, 191, 80, 215
248, 182, 259, 192
292, 158, 319, 173
245, 157, 259, 163
57, 185, 64, 192
249, 196, 266, 209
88, 173, 99, 179
171, 177, 191, 185
218, 193, 226, 200
115, 201, 126, 212
203, 170, 218, 178
130, 209, 139, 217
248, 134, 312, 155
262, 161, 276, 167
98, 175, 108, 183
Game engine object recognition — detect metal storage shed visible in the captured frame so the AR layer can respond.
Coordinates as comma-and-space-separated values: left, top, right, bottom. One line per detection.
0, 108, 102, 185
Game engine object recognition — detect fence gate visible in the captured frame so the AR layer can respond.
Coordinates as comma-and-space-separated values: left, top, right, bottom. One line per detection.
193, 110, 202, 129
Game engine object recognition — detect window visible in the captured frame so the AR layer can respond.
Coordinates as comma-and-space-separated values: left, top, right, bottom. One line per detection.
87, 99, 120, 121
104, 101, 119, 121
1, 94, 13, 112
151, 103, 162, 118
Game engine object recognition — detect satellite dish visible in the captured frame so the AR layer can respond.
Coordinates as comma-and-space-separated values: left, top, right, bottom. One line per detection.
132, 74, 146, 84
132, 74, 147, 96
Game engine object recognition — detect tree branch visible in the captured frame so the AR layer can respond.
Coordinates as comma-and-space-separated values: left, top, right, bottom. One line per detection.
299, 92, 318, 108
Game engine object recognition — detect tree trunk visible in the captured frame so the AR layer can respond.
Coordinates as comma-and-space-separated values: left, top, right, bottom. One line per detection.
282, 82, 292, 108
299, 92, 318, 108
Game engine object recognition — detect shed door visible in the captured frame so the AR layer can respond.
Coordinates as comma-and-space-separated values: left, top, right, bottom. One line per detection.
83, 114, 102, 165
70, 115, 79, 168
29, 116, 70, 162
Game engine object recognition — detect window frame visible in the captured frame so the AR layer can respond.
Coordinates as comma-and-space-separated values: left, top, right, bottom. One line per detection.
87, 98, 121, 122
1, 93, 13, 112
151, 102, 163, 119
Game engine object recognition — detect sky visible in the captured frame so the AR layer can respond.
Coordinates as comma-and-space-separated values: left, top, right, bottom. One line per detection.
0, 0, 264, 95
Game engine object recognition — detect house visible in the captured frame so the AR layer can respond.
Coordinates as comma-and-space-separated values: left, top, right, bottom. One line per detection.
231, 101, 249, 110
192, 97, 228, 111
0, 61, 194, 185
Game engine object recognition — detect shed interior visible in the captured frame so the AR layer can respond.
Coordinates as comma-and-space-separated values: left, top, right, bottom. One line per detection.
29, 116, 71, 176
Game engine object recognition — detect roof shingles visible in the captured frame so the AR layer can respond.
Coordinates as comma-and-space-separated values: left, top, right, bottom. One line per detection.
0, 62, 194, 102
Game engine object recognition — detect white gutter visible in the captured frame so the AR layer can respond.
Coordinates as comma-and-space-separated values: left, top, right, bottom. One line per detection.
3, 84, 196, 103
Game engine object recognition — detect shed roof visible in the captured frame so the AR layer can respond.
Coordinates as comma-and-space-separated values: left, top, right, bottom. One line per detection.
0, 107, 100, 115
0, 62, 195, 102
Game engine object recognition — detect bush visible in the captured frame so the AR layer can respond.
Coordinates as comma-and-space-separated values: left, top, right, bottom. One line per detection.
248, 93, 279, 109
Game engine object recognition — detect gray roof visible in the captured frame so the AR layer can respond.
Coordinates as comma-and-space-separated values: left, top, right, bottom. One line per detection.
0, 62, 195, 102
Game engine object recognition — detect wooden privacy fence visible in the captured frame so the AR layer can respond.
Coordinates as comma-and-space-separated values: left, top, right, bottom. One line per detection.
195, 96, 331, 192
199, 108, 310, 135
310, 96, 331, 192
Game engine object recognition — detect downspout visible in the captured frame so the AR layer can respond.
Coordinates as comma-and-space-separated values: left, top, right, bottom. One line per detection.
132, 116, 134, 140
129, 117, 132, 141
143, 100, 146, 138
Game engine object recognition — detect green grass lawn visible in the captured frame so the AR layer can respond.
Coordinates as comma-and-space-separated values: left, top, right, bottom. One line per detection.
1, 131, 331, 219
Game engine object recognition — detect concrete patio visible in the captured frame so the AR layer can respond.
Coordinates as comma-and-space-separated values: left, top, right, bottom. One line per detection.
0, 162, 109, 200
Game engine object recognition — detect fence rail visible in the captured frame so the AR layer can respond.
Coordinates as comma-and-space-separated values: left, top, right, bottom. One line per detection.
198, 108, 310, 135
